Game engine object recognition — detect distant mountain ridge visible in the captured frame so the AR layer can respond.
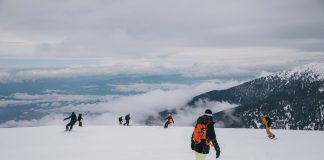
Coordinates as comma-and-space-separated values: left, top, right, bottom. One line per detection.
188, 63, 324, 130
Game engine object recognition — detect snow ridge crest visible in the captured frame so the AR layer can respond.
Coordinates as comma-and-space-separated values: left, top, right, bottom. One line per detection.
272, 63, 324, 81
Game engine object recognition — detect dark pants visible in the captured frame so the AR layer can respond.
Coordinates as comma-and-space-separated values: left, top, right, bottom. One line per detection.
66, 122, 76, 131
164, 122, 170, 128
119, 121, 122, 125
123, 120, 129, 126
78, 121, 82, 127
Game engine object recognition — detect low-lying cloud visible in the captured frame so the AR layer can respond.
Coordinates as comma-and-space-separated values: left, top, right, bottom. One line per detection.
0, 93, 116, 108
0, 80, 241, 127
1, 50, 324, 83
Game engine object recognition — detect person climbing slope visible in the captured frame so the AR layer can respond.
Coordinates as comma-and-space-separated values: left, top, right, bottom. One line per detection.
123, 114, 131, 126
118, 116, 123, 125
261, 112, 276, 139
164, 114, 174, 128
78, 113, 83, 127
191, 109, 221, 160
64, 112, 77, 131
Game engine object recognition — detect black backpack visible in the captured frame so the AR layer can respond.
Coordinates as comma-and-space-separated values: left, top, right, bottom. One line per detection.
265, 116, 272, 127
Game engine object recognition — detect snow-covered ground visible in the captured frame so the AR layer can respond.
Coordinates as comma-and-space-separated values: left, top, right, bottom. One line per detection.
1, 126, 323, 160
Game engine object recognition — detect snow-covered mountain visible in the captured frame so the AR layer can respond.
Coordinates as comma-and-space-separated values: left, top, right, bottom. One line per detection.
188, 63, 324, 130
1, 126, 323, 160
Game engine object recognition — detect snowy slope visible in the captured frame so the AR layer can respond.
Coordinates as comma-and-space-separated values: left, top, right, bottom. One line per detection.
0, 126, 323, 160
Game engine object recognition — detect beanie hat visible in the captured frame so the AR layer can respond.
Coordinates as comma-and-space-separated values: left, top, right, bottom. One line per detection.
205, 109, 213, 116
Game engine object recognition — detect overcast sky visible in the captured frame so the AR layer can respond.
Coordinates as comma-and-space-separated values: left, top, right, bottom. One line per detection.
0, 0, 324, 69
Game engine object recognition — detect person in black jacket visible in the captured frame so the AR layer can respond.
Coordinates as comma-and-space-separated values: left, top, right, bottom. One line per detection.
118, 116, 123, 125
64, 112, 77, 131
123, 114, 131, 126
191, 109, 221, 160
77, 113, 83, 127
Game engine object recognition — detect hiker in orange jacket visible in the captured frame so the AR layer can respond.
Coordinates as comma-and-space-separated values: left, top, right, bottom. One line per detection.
164, 114, 174, 128
261, 113, 275, 139
191, 109, 221, 160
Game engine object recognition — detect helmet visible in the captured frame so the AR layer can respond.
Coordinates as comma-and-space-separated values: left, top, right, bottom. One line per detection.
205, 109, 213, 116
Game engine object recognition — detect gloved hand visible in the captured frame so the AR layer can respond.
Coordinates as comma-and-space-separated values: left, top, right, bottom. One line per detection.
215, 146, 221, 159
191, 140, 195, 150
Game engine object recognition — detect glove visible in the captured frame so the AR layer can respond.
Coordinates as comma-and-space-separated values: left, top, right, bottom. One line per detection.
191, 140, 195, 150
215, 146, 221, 159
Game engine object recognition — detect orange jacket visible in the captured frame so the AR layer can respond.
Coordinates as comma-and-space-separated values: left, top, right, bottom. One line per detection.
166, 116, 174, 124
261, 115, 268, 128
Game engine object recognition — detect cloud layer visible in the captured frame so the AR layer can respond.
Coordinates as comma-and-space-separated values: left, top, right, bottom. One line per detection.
1, 50, 324, 83
0, 80, 241, 127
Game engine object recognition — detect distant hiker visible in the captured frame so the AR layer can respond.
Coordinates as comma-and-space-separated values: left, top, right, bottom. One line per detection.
118, 116, 123, 125
164, 114, 174, 128
78, 114, 83, 127
64, 112, 77, 131
191, 109, 221, 160
261, 113, 275, 139
123, 114, 131, 126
